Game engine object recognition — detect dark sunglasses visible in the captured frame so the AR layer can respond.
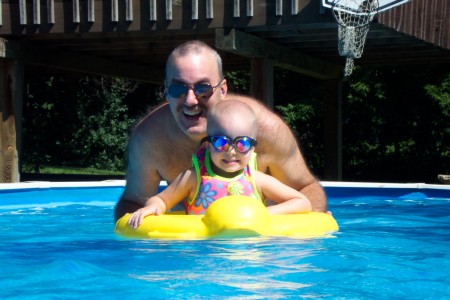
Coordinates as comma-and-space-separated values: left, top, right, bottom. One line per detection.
166, 81, 222, 100
201, 135, 257, 153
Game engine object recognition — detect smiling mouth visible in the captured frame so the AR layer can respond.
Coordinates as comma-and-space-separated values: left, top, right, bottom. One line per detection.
183, 106, 202, 118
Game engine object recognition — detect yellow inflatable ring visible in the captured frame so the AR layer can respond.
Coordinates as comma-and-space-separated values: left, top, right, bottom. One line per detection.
115, 196, 339, 239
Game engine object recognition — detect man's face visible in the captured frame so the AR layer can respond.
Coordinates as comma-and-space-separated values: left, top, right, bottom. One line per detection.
165, 52, 226, 139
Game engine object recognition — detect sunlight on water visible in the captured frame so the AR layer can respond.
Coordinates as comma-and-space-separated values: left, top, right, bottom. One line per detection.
0, 187, 450, 299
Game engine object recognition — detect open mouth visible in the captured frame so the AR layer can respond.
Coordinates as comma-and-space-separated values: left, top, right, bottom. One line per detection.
183, 106, 203, 119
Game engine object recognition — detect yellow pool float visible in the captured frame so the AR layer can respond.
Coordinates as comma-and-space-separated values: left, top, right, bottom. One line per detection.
115, 195, 339, 239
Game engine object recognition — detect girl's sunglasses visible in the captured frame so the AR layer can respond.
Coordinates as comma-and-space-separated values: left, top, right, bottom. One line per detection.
201, 135, 257, 153
166, 81, 222, 100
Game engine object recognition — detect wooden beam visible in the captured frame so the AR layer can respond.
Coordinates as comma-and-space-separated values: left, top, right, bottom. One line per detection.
233, 0, 240, 18
192, 0, 198, 20
150, 0, 157, 21
0, 39, 21, 59
215, 28, 342, 80
88, 0, 95, 22
48, 0, 55, 24
73, 0, 80, 23
126, 0, 133, 22
247, 0, 253, 17
206, 0, 213, 19
33, 0, 41, 25
0, 59, 23, 183
112, 0, 118, 22
251, 58, 273, 107
19, 46, 164, 84
19, 0, 27, 25
323, 79, 343, 181
166, 0, 172, 20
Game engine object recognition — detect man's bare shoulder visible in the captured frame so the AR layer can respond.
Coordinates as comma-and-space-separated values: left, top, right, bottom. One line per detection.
225, 94, 292, 140
133, 102, 172, 135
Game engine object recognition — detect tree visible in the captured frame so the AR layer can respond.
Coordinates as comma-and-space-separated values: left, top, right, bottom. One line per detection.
70, 76, 138, 171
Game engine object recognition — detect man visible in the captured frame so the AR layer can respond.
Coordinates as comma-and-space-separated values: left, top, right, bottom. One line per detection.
115, 40, 327, 221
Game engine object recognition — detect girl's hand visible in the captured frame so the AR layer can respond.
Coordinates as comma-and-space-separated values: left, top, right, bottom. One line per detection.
128, 206, 162, 229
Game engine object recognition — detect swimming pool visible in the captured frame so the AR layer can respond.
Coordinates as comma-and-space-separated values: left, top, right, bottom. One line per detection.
1, 181, 449, 299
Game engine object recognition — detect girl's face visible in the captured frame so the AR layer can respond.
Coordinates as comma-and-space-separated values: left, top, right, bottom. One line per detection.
207, 136, 255, 176
206, 114, 257, 177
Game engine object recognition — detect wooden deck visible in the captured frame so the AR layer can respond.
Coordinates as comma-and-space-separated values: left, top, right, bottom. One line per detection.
1, 0, 449, 82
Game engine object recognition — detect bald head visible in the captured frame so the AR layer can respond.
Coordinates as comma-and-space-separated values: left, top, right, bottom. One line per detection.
207, 100, 258, 138
166, 40, 223, 80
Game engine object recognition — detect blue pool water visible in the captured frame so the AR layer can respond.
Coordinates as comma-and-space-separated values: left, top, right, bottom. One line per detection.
1, 181, 449, 299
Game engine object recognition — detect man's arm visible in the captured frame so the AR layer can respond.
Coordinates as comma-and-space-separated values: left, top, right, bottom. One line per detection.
114, 128, 162, 221
244, 97, 327, 212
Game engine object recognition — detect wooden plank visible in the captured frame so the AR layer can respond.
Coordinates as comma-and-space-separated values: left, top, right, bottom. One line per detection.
112, 0, 119, 22
33, 0, 41, 24
73, 0, 80, 23
192, 0, 198, 20
166, 0, 172, 20
206, 0, 213, 19
88, 0, 95, 22
19, 0, 27, 25
234, 0, 240, 18
276, 0, 282, 16
292, 0, 299, 14
126, 0, 133, 21
48, 0, 55, 24
215, 28, 342, 79
247, 0, 253, 17
150, 0, 157, 21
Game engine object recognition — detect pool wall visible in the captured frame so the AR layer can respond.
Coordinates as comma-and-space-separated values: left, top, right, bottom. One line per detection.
0, 181, 449, 206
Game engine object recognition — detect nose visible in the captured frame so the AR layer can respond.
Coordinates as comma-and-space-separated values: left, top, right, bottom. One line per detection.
226, 144, 238, 154
184, 88, 199, 106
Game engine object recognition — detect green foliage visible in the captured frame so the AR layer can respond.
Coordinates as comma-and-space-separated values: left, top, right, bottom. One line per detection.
22, 76, 78, 172
342, 64, 450, 181
70, 76, 137, 171
22, 75, 160, 173
274, 70, 325, 174
425, 73, 450, 117
22, 64, 450, 182
224, 70, 250, 94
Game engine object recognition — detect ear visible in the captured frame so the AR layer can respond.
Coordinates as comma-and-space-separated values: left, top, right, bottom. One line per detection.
220, 79, 227, 98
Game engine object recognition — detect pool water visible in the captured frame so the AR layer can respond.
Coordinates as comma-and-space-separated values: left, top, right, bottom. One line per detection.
1, 182, 450, 299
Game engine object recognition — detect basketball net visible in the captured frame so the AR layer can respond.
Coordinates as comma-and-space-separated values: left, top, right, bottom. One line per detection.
332, 0, 379, 77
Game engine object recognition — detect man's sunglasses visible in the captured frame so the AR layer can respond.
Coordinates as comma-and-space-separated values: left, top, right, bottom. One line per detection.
201, 135, 257, 153
166, 81, 222, 100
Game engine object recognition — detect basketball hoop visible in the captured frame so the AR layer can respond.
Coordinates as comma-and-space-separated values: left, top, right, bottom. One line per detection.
325, 0, 379, 77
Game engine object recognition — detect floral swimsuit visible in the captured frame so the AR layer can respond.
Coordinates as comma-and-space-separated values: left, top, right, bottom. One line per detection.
185, 148, 263, 214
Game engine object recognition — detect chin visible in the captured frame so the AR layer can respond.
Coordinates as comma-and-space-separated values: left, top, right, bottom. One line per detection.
184, 126, 207, 137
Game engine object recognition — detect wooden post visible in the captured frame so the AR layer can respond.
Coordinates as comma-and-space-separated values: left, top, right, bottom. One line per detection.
250, 58, 274, 108
323, 79, 343, 181
0, 58, 23, 183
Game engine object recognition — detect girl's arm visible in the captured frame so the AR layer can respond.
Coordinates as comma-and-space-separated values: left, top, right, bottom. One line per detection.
128, 168, 196, 228
255, 171, 312, 215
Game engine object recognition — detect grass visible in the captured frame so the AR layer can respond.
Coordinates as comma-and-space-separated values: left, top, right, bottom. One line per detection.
22, 164, 125, 176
